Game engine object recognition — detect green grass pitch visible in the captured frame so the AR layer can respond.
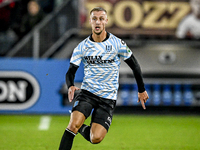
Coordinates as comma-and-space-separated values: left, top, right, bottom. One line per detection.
0, 114, 200, 150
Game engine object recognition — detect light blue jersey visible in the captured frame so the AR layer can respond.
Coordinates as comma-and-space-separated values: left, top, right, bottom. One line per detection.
70, 33, 132, 100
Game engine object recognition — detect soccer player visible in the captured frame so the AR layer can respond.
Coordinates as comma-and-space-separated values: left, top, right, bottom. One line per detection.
59, 7, 149, 150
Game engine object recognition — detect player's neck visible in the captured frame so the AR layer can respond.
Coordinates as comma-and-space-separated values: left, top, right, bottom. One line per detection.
92, 31, 107, 42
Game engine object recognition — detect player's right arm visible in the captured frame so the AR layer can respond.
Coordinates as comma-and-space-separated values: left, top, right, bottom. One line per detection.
66, 40, 85, 102
66, 63, 80, 102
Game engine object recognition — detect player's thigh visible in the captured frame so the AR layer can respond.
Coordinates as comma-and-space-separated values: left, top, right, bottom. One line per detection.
90, 107, 113, 143
72, 91, 94, 119
68, 97, 94, 132
91, 106, 113, 132
90, 122, 107, 142
67, 111, 86, 133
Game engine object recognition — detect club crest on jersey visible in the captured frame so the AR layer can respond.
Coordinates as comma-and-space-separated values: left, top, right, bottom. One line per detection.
106, 45, 112, 52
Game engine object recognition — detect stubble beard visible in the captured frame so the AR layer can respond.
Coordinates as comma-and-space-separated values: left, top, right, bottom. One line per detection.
93, 25, 105, 35
94, 30, 102, 35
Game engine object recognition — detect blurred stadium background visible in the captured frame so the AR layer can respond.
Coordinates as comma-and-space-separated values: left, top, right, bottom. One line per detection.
0, 0, 200, 149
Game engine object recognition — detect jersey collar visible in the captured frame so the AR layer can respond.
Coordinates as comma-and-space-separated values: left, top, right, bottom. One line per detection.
89, 32, 110, 42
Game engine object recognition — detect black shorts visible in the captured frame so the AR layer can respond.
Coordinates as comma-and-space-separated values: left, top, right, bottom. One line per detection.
72, 89, 116, 131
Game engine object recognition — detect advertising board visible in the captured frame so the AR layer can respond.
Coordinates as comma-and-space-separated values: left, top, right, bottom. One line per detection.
0, 58, 83, 114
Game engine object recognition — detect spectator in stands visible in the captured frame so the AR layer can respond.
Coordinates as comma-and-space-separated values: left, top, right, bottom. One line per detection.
10, 0, 30, 37
0, 0, 18, 56
19, 0, 45, 38
176, 0, 200, 39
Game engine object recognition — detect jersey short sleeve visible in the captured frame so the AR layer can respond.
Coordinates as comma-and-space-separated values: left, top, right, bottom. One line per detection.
117, 39, 132, 60
70, 42, 84, 66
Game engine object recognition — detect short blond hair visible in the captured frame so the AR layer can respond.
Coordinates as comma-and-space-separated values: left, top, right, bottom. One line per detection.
90, 7, 107, 15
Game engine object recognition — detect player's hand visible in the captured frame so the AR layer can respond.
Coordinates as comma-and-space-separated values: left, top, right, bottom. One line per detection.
68, 86, 80, 102
137, 91, 149, 110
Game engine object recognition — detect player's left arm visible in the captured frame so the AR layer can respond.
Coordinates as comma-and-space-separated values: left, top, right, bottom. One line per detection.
124, 55, 149, 109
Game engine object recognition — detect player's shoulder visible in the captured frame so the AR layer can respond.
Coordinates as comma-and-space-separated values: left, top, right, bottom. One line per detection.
109, 33, 121, 41
109, 33, 126, 46
75, 36, 90, 50
78, 36, 90, 46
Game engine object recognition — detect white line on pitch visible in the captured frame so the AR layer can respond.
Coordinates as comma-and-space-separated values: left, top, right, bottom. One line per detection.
38, 116, 51, 131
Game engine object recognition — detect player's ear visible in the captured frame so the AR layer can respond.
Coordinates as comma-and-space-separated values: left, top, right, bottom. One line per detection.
105, 18, 108, 25
89, 18, 91, 25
